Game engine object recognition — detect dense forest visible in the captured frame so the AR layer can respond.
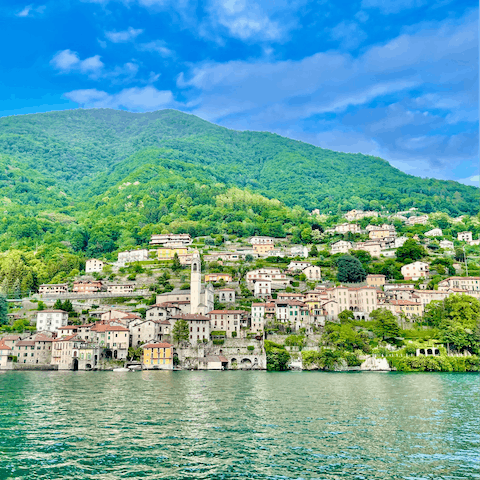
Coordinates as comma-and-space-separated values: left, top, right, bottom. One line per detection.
1, 108, 477, 214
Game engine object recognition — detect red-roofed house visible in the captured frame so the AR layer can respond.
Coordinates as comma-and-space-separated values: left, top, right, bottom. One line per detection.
0, 339, 12, 369
90, 322, 130, 359
207, 310, 248, 338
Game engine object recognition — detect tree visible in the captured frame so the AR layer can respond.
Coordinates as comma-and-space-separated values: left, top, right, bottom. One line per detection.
53, 299, 63, 310
172, 318, 189, 344
62, 299, 73, 312
171, 252, 181, 272
436, 294, 480, 353
338, 310, 355, 324
337, 255, 366, 283
0, 294, 8, 325
309, 245, 319, 257
370, 308, 401, 342
396, 239, 426, 263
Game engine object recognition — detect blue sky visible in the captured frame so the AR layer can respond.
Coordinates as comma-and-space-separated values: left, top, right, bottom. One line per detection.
1, 0, 478, 186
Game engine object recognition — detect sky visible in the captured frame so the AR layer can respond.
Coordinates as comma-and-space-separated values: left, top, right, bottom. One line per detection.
1, 0, 478, 186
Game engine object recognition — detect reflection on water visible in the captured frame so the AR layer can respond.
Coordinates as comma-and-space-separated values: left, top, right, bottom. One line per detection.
0, 371, 479, 479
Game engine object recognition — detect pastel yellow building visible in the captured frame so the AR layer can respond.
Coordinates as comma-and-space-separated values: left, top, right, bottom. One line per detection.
253, 244, 274, 255
204, 273, 233, 282
142, 342, 173, 370
157, 247, 188, 260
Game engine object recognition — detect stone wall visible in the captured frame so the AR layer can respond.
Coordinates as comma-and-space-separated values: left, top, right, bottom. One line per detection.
13, 364, 58, 371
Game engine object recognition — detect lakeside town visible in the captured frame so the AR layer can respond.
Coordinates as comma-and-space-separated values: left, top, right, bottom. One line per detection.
1, 208, 479, 373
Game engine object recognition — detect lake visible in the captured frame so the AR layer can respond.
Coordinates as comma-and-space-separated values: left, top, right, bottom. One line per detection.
0, 371, 479, 479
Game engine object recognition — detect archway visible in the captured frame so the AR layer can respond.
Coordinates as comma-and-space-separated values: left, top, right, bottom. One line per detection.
72, 358, 79, 371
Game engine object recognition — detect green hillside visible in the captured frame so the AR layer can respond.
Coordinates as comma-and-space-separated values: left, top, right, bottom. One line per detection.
1, 108, 477, 214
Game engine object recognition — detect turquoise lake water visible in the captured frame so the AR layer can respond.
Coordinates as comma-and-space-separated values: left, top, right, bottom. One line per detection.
0, 371, 479, 479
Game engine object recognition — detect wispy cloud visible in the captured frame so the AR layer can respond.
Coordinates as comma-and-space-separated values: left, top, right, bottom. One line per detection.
361, 0, 428, 15
138, 40, 174, 57
65, 86, 176, 110
105, 27, 144, 43
16, 4, 45, 17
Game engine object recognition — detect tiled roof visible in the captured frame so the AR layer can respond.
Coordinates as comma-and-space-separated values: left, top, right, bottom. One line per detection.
142, 342, 173, 349
0, 340, 12, 351
91, 324, 129, 332
38, 310, 67, 313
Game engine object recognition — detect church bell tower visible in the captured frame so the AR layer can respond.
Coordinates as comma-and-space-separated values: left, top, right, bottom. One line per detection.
190, 250, 201, 314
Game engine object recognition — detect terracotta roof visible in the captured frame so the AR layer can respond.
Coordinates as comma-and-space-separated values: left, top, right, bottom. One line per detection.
57, 325, 78, 330
16, 340, 35, 346
0, 340, 12, 351
142, 342, 173, 349
1, 335, 21, 340
34, 334, 54, 342
217, 288, 235, 291
38, 309, 67, 313
207, 310, 247, 314
171, 314, 210, 320
55, 334, 81, 342
91, 324, 129, 332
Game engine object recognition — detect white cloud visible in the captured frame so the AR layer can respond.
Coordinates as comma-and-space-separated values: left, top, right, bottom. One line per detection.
16, 4, 45, 17
105, 27, 144, 43
138, 41, 174, 57
51, 50, 104, 75
65, 86, 176, 110
329, 20, 367, 50
206, 0, 282, 41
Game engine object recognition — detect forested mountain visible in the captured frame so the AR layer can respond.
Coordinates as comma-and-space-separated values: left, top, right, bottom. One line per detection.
1, 108, 477, 214
0, 108, 478, 292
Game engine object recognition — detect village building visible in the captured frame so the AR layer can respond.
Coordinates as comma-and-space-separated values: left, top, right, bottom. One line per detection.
290, 245, 309, 258
171, 314, 211, 343
330, 240, 353, 255
38, 283, 69, 295
204, 273, 233, 283
438, 277, 480, 291
401, 262, 430, 281
141, 342, 173, 369
253, 279, 271, 298
250, 303, 265, 334
383, 300, 424, 319
36, 310, 68, 333
208, 310, 248, 338
90, 323, 130, 360
217, 288, 236, 303
394, 236, 409, 248
246, 268, 290, 288
146, 303, 185, 322
157, 246, 189, 260
85, 259, 104, 273
353, 241, 382, 257
130, 319, 171, 348
334, 223, 361, 234
73, 280, 103, 294
106, 284, 135, 294
52, 334, 85, 370
440, 240, 454, 250
326, 285, 378, 317
345, 210, 379, 221
150, 233, 192, 247
406, 215, 429, 226
302, 265, 322, 281
0, 339, 12, 369
287, 261, 311, 272
425, 228, 442, 237
277, 292, 305, 302
457, 231, 473, 242
117, 248, 149, 266
366, 274, 386, 287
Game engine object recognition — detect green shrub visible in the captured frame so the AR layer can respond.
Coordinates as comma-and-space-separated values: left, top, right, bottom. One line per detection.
213, 339, 224, 345
247, 345, 254, 351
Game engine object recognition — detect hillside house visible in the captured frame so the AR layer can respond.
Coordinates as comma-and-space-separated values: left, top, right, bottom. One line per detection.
458, 231, 473, 242
36, 310, 68, 333
85, 259, 104, 273
401, 262, 429, 281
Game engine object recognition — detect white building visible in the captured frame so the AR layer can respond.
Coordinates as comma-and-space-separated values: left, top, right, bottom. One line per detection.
302, 265, 321, 281
406, 215, 429, 226
250, 303, 265, 333
335, 223, 361, 234
458, 231, 473, 242
117, 249, 149, 266
150, 233, 192, 246
36, 310, 68, 333
250, 236, 275, 245
401, 262, 430, 281
425, 228, 442, 237
85, 259, 104, 273
330, 240, 353, 254
440, 240, 454, 250
287, 261, 311, 272
217, 288, 236, 303
106, 284, 135, 294
254, 279, 272, 298
394, 236, 409, 248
